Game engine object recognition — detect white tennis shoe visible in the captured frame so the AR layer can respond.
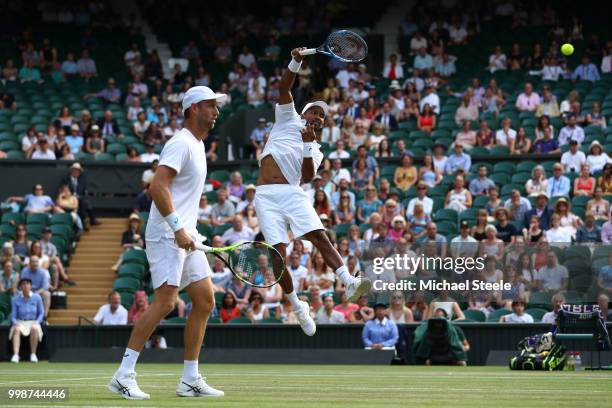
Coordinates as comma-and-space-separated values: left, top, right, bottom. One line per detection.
295, 300, 316, 336
176, 375, 224, 397
345, 276, 372, 302
108, 372, 150, 400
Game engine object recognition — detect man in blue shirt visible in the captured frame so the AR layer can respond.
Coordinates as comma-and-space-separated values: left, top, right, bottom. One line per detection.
533, 127, 560, 154
10, 278, 44, 363
362, 302, 398, 350
444, 144, 472, 175
469, 165, 495, 196
19, 256, 51, 317
546, 163, 571, 197
572, 56, 600, 82
247, 118, 267, 159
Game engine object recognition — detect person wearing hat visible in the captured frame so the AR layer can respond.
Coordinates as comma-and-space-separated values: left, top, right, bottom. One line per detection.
419, 83, 440, 114
388, 215, 407, 241
9, 278, 45, 363
255, 47, 371, 338
60, 162, 101, 227
450, 220, 478, 258
246, 117, 268, 159
122, 213, 144, 249
65, 123, 84, 154
31, 131, 56, 160
235, 184, 256, 213
546, 163, 571, 198
362, 302, 399, 350
586, 140, 612, 174
558, 113, 585, 146
561, 139, 586, 173
140, 142, 160, 163
108, 85, 227, 400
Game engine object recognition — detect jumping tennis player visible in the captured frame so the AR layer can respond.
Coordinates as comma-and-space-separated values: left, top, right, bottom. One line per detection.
255, 48, 372, 336
108, 86, 225, 400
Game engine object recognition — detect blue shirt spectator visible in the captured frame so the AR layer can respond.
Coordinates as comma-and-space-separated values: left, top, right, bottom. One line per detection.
445, 146, 472, 175
19, 263, 50, 292
533, 138, 560, 153
547, 166, 571, 197
362, 305, 399, 349
413, 50, 433, 70
11, 291, 44, 324
61, 53, 78, 76
572, 57, 600, 82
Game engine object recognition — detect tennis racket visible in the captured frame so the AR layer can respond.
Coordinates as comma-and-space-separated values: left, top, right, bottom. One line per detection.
195, 241, 285, 288
299, 30, 368, 62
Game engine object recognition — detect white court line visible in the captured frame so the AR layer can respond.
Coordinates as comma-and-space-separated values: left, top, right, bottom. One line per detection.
0, 373, 177, 386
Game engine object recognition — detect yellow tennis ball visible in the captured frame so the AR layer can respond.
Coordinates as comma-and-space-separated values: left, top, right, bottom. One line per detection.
561, 43, 574, 56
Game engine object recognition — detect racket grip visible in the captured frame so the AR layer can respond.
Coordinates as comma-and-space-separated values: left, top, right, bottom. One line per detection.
194, 242, 212, 252
299, 48, 317, 56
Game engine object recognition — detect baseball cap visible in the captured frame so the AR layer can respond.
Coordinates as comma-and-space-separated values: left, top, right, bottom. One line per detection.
313, 175, 323, 181
258, 117, 266, 123
70, 162, 82, 171
42, 226, 51, 233
245, 184, 256, 191
181, 86, 227, 114
90, 124, 100, 132
569, 139, 578, 145
460, 220, 469, 228
71, 124, 80, 131
301, 101, 329, 116
319, 213, 329, 221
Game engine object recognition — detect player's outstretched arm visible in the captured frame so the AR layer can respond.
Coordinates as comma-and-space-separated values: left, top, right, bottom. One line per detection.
279, 48, 305, 105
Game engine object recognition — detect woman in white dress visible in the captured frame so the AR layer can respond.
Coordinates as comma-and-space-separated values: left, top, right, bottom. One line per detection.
445, 176, 472, 213
525, 165, 548, 196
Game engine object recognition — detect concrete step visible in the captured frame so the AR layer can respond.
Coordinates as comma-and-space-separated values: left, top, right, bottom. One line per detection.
64, 287, 114, 295
50, 308, 98, 316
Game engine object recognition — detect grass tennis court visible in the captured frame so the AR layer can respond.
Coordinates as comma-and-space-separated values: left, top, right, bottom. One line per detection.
0, 363, 611, 407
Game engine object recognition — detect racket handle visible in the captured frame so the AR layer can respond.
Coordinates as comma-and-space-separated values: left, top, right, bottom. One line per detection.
299, 48, 317, 56
194, 242, 212, 252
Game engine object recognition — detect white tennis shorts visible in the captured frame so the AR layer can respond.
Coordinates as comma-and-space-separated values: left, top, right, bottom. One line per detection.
146, 235, 212, 290
254, 184, 324, 245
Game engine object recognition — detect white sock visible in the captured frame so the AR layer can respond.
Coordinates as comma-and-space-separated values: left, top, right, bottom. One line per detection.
117, 348, 139, 376
287, 291, 301, 309
183, 360, 199, 380
335, 265, 353, 285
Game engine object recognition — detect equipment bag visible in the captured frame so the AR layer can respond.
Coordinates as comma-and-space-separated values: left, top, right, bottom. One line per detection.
509, 332, 566, 371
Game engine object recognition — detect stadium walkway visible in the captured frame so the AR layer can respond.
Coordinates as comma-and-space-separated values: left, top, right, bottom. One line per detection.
47, 218, 125, 325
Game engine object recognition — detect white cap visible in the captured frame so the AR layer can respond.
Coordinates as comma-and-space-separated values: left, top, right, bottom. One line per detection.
181, 86, 227, 114
301, 101, 329, 116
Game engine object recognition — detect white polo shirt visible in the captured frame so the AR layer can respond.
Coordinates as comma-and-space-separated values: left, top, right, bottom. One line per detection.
146, 128, 207, 241
260, 103, 323, 186
94, 304, 128, 325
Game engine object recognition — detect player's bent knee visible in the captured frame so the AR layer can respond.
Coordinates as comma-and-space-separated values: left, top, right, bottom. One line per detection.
192, 298, 215, 315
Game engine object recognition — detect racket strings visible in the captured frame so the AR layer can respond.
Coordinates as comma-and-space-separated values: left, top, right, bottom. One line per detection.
328, 32, 367, 61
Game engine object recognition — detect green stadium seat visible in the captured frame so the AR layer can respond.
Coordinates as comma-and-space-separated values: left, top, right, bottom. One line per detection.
228, 317, 252, 324
212, 223, 232, 236
473, 195, 489, 208
487, 308, 511, 322
50, 224, 71, 240
1, 212, 25, 225
106, 143, 126, 155
27, 213, 50, 225
50, 213, 73, 226
529, 292, 552, 309
113, 277, 141, 293
463, 309, 486, 322
260, 318, 283, 324
94, 153, 115, 161
209, 170, 230, 182
333, 223, 352, 237
0, 224, 16, 240
122, 249, 148, 266
525, 308, 547, 322
117, 264, 146, 280
493, 162, 516, 174
164, 317, 187, 324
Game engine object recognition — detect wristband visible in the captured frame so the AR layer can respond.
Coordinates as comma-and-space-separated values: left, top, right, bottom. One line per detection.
288, 58, 302, 73
164, 211, 184, 232
303, 142, 313, 158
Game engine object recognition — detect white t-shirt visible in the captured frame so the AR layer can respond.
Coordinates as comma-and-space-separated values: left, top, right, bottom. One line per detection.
410, 37, 427, 51
406, 196, 434, 216
146, 128, 207, 241
561, 150, 586, 172
541, 311, 557, 324
495, 128, 516, 146
536, 265, 569, 291
287, 264, 308, 291
31, 149, 56, 160
433, 156, 447, 174
140, 152, 160, 163
260, 103, 323, 186
94, 304, 128, 325
328, 150, 350, 159
503, 312, 534, 323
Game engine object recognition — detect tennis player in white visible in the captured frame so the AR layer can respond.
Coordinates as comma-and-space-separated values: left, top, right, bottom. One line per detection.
108, 86, 225, 400
255, 48, 371, 337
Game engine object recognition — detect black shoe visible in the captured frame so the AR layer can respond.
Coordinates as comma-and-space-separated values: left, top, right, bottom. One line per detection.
66, 279, 76, 287
91, 219, 102, 226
